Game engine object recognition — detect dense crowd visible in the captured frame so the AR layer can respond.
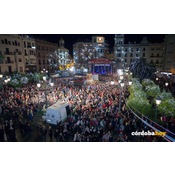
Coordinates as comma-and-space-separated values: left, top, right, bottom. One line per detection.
0, 76, 173, 142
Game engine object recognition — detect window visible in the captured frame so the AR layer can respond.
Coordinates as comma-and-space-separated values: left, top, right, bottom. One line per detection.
60, 50, 62, 53
46, 47, 48, 51
150, 60, 153, 63
156, 53, 160, 57
169, 40, 174, 45
136, 48, 139, 51
53, 49, 55, 52
47, 114, 50, 118
130, 59, 132, 62
143, 53, 145, 57
15, 40, 17, 46
18, 58, 22, 62
1, 40, 4, 44
32, 43, 34, 46
8, 41, 11, 45
131, 48, 133, 52
60, 55, 62, 58
18, 43, 20, 46
37, 46, 40, 50
130, 53, 133, 57
94, 38, 96, 42
27, 42, 31, 48
38, 53, 41, 57
39, 66, 41, 71
151, 53, 154, 57
125, 48, 127, 51
5, 39, 7, 44
156, 60, 159, 64
20, 67, 23, 72
156, 47, 161, 50
125, 59, 127, 62
42, 55, 45, 58
49, 48, 52, 51
136, 54, 138, 57
39, 59, 41, 65
125, 53, 127, 57
168, 48, 173, 53
41, 46, 44, 50
133, 59, 135, 62
43, 60, 45, 65
151, 47, 155, 51
12, 42, 14, 45
143, 48, 146, 51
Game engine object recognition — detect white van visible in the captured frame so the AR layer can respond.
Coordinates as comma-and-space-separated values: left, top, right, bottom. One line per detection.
43, 101, 71, 125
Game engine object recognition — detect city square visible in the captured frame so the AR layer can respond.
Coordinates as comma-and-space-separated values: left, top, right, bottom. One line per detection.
0, 34, 175, 142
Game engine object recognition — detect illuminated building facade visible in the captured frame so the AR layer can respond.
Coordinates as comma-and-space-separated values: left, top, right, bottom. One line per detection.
114, 34, 164, 71
73, 36, 109, 68
0, 34, 25, 74
58, 38, 70, 70
22, 35, 37, 73
35, 39, 58, 72
163, 34, 175, 74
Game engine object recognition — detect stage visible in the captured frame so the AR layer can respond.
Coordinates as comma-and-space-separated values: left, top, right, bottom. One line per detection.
88, 57, 115, 75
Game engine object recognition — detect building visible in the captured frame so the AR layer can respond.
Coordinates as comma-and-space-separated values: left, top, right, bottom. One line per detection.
163, 34, 175, 74
35, 39, 58, 73
22, 35, 37, 73
0, 34, 25, 74
114, 34, 164, 72
58, 38, 70, 70
73, 36, 109, 68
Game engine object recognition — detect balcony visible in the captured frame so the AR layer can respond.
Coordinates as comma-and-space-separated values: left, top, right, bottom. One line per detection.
4, 52, 14, 55
5, 60, 14, 64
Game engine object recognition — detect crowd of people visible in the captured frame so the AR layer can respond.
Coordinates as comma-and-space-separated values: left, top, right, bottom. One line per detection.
0, 76, 173, 142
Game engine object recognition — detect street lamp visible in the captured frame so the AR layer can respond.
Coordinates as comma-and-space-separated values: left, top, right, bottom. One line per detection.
156, 78, 158, 81
0, 74, 11, 120
0, 72, 2, 79
120, 75, 123, 80
43, 73, 47, 81
130, 72, 132, 75
39, 69, 51, 109
165, 82, 168, 91
155, 96, 161, 122
118, 80, 124, 115
129, 79, 132, 86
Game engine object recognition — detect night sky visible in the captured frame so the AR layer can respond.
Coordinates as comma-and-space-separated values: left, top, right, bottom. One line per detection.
30, 34, 166, 56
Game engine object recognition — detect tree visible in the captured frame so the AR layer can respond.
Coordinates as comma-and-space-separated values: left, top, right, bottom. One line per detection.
129, 58, 156, 82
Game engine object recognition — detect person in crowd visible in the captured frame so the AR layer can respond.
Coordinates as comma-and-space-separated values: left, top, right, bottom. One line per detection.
41, 126, 47, 142
48, 126, 53, 142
